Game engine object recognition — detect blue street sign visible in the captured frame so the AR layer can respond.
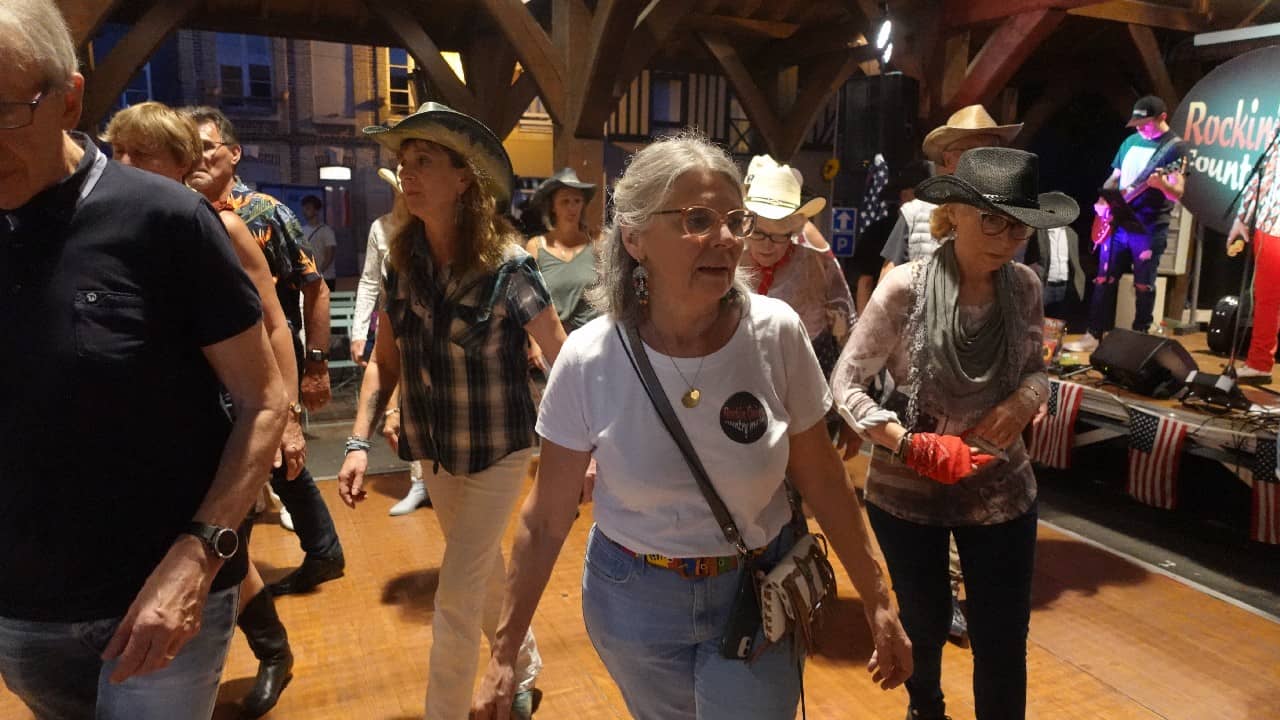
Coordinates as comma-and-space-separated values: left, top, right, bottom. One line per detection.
830, 206, 858, 257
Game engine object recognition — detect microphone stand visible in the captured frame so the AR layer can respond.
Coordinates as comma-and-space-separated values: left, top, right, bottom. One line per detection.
1222, 127, 1280, 379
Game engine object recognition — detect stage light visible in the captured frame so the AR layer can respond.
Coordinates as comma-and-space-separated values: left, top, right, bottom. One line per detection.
875, 18, 892, 50
319, 165, 351, 181
881, 42, 894, 66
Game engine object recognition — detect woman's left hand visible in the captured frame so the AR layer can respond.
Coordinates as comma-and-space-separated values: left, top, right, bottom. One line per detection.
969, 390, 1038, 450
866, 603, 913, 690
470, 655, 517, 719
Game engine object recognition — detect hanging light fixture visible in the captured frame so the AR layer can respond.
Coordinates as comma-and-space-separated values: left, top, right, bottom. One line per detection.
319, 165, 351, 181
875, 2, 893, 67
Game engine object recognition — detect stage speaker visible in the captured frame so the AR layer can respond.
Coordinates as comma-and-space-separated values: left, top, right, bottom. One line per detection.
1090, 329, 1197, 398
833, 73, 919, 205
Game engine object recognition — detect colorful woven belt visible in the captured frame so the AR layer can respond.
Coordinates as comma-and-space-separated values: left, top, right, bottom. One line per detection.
605, 534, 766, 579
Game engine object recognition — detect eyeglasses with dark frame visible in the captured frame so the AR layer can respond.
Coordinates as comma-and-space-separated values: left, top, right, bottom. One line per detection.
652, 206, 756, 239
0, 89, 49, 131
747, 230, 800, 245
979, 211, 1033, 240
201, 140, 229, 156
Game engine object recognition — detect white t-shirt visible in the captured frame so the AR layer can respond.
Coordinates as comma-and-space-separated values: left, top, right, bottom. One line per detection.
304, 223, 338, 280
1047, 227, 1070, 283
536, 295, 832, 557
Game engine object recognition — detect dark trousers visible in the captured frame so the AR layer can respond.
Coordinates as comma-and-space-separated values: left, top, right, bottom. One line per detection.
270, 465, 342, 559
1088, 226, 1165, 335
866, 503, 1037, 720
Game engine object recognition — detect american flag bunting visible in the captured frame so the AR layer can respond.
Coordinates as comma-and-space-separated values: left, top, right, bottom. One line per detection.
1126, 408, 1189, 510
1028, 380, 1083, 469
859, 154, 891, 227
1251, 436, 1280, 544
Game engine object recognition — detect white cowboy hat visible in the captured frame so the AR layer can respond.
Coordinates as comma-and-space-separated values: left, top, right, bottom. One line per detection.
743, 155, 826, 221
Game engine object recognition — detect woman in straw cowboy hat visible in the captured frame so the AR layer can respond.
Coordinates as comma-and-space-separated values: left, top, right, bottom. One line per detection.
832, 147, 1077, 720
338, 102, 569, 719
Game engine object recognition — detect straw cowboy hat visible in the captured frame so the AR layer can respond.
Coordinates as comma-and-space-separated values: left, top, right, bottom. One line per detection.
530, 167, 597, 211
743, 154, 826, 221
914, 147, 1079, 230
364, 102, 515, 205
921, 105, 1023, 163
377, 167, 401, 194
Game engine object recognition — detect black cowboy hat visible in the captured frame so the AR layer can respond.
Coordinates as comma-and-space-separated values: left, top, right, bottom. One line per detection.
364, 102, 515, 205
531, 167, 597, 210
914, 147, 1078, 229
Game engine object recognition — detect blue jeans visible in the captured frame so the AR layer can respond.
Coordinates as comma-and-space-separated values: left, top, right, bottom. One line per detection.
1088, 226, 1166, 335
581, 523, 803, 720
270, 465, 342, 559
0, 586, 238, 720
866, 504, 1037, 720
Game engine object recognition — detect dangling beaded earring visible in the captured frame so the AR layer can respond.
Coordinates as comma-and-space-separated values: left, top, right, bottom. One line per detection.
632, 264, 649, 306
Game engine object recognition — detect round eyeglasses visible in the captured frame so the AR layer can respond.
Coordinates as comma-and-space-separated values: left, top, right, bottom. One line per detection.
653, 206, 756, 239
747, 230, 800, 245
980, 212, 1033, 239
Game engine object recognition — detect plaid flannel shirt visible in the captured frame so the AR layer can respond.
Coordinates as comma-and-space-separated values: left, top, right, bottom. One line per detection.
384, 236, 551, 475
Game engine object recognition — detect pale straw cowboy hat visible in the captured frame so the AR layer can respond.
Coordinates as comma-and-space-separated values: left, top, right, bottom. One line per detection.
743, 154, 826, 221
921, 105, 1023, 163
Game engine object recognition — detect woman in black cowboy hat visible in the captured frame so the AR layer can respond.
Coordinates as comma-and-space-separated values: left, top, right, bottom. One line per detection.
831, 147, 1078, 720
525, 168, 600, 357
337, 103, 569, 719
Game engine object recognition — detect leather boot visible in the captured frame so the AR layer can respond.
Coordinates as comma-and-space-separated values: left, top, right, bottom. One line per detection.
267, 551, 344, 596
238, 590, 294, 718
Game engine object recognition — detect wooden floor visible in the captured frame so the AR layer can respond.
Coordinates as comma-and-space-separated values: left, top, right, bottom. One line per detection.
5, 462, 1280, 720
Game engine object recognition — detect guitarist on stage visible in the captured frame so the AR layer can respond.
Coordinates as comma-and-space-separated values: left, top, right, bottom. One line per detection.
1225, 137, 1280, 382
1065, 96, 1187, 353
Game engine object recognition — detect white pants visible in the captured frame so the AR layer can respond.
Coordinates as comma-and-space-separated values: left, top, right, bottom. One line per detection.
424, 447, 541, 719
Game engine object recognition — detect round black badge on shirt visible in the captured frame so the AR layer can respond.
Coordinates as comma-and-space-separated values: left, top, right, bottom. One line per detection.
720, 392, 768, 444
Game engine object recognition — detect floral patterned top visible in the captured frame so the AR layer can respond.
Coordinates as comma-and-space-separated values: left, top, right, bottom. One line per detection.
830, 261, 1048, 526
220, 180, 320, 329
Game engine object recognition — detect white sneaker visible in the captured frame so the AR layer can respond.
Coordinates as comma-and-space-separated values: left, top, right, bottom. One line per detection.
389, 480, 430, 516
1236, 365, 1273, 383
1063, 333, 1100, 353
279, 506, 295, 532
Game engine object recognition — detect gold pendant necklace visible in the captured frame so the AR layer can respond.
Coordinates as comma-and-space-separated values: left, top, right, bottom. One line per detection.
682, 388, 701, 408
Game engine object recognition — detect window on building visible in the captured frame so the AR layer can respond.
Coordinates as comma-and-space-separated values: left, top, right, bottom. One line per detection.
218, 34, 274, 112
728, 96, 752, 154
388, 48, 415, 116
119, 63, 153, 107
650, 73, 684, 130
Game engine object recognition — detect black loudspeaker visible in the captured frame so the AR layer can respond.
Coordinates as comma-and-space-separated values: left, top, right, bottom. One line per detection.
1090, 329, 1197, 398
834, 73, 919, 205
1207, 295, 1251, 356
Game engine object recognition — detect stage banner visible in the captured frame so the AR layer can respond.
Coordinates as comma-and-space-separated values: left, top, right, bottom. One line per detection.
1250, 436, 1280, 544
1126, 407, 1190, 510
1028, 380, 1084, 469
1171, 45, 1280, 233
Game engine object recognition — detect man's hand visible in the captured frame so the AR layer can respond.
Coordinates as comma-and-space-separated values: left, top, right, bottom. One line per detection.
865, 603, 912, 690
350, 339, 368, 368
301, 362, 331, 411
101, 536, 217, 683
1092, 198, 1110, 217
1227, 218, 1249, 257
278, 415, 306, 480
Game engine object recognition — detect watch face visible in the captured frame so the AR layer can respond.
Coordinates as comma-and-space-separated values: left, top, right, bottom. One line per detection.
211, 528, 239, 558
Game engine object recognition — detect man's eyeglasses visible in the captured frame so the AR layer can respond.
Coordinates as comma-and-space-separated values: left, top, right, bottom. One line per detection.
979, 212, 1033, 239
747, 231, 800, 246
653, 206, 756, 239
0, 90, 49, 131
201, 140, 229, 156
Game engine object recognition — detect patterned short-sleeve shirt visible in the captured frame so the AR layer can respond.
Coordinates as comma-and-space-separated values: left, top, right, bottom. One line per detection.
221, 180, 320, 328
384, 232, 552, 475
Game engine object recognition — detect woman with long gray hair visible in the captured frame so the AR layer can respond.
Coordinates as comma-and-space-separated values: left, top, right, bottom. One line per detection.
831, 147, 1077, 720
471, 133, 911, 720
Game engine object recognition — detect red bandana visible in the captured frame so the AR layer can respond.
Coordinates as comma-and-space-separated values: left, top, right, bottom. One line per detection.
754, 244, 795, 295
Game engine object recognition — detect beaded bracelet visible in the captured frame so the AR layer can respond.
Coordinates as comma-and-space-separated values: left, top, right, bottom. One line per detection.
345, 436, 372, 454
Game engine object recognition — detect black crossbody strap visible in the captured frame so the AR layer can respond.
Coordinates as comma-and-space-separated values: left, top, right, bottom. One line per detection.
615, 324, 750, 556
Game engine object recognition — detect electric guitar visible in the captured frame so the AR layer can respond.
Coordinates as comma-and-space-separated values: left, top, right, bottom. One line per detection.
1091, 156, 1190, 250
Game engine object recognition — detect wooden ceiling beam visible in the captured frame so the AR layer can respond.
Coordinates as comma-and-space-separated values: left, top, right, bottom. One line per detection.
775, 50, 862, 159
698, 32, 784, 157
1126, 23, 1178, 106
770, 21, 863, 62
944, 0, 1104, 28
759, 0, 805, 23
687, 14, 800, 39
364, 0, 480, 116
496, 71, 540, 139
477, 0, 568, 123
79, 0, 201, 130
574, 0, 649, 136
947, 9, 1065, 113
1066, 1, 1209, 32
610, 0, 696, 98
57, 0, 125, 47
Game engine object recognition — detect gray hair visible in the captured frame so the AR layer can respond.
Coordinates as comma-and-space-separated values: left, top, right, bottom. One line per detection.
588, 132, 753, 327
0, 0, 79, 90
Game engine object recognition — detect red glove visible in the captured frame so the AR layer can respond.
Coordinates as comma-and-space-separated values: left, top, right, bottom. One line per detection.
904, 433, 996, 485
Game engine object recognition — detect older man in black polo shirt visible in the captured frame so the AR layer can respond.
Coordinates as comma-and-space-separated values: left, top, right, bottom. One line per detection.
0, 3, 287, 719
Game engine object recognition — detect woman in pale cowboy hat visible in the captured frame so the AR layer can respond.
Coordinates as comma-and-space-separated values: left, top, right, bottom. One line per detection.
741, 154, 854, 380
472, 133, 911, 720
337, 102, 569, 719
831, 147, 1077, 720
880, 105, 1023, 274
